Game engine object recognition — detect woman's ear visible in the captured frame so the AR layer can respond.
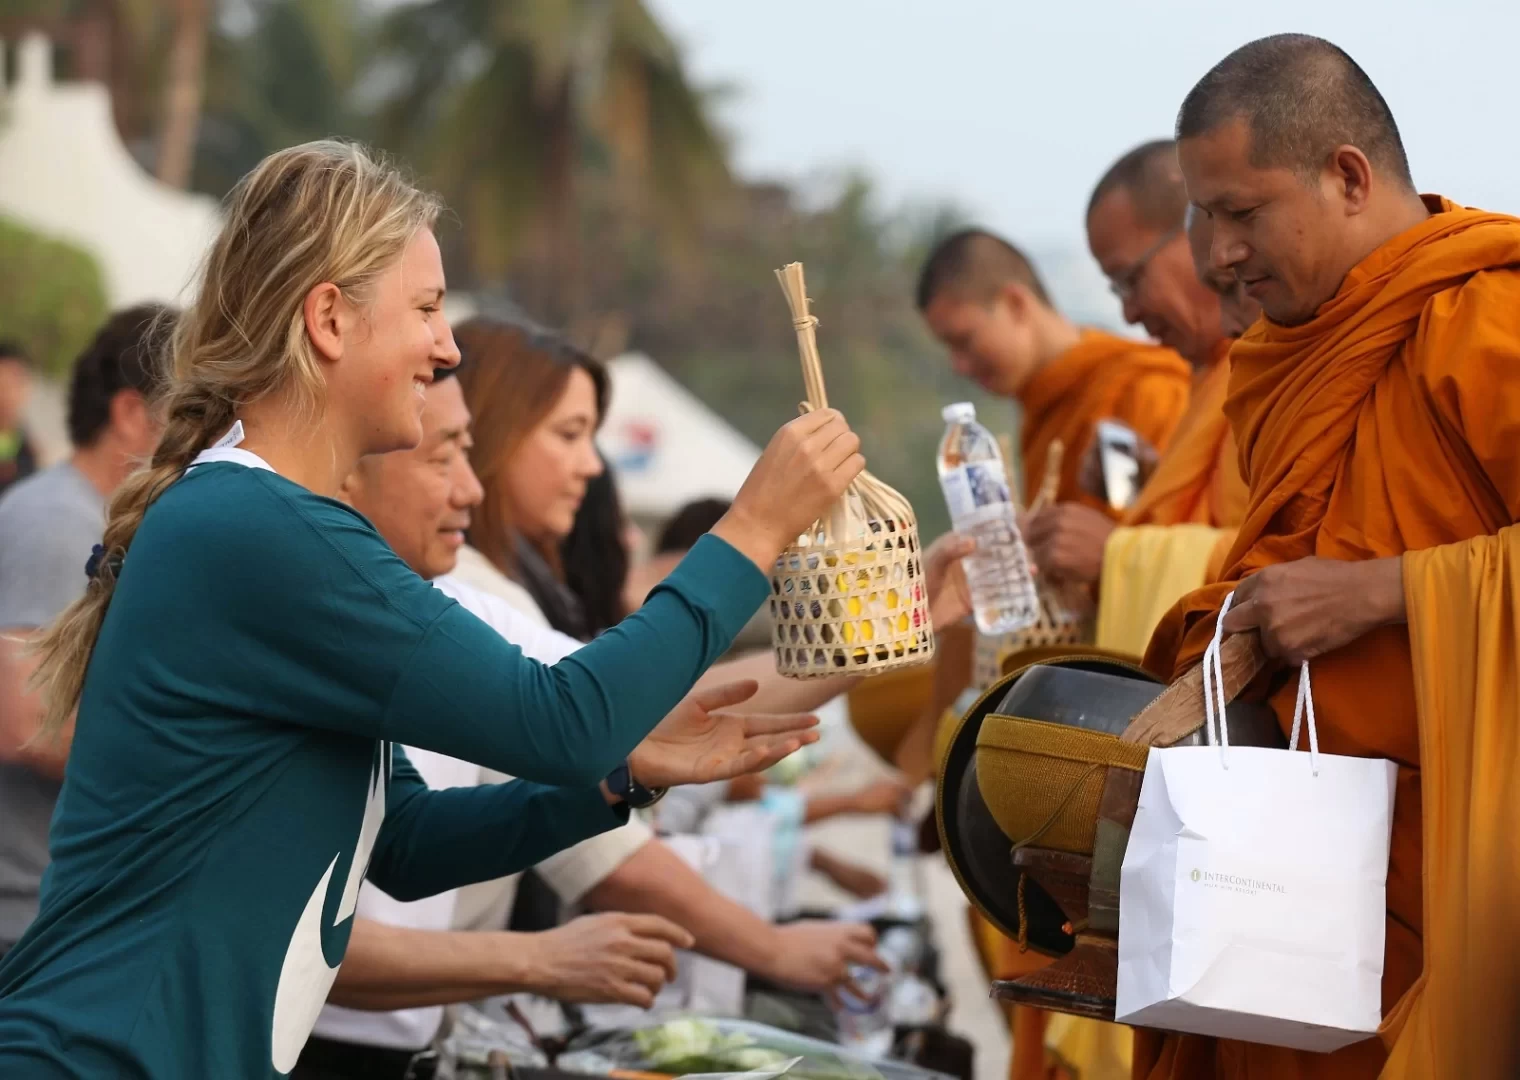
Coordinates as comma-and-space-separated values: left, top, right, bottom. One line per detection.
303, 282, 347, 363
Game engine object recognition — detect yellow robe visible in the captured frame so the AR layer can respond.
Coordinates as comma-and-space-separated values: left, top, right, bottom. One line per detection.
1095, 342, 1248, 657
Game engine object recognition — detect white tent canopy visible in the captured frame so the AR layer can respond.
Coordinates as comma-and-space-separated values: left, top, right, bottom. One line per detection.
600, 353, 761, 523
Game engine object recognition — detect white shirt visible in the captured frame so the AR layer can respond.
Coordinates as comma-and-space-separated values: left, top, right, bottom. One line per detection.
311, 570, 653, 1050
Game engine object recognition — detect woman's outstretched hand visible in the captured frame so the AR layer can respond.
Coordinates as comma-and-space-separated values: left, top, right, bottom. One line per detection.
626, 679, 820, 790
713, 409, 865, 573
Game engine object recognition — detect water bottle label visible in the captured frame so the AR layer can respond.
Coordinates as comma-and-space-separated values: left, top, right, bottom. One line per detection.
940, 460, 1010, 521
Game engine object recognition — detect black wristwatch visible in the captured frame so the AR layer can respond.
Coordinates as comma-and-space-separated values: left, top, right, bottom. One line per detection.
606, 761, 667, 809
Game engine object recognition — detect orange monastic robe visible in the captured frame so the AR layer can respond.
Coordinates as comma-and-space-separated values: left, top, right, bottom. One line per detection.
1018, 330, 1191, 513
1093, 343, 1251, 657
998, 333, 1187, 1080
1138, 197, 1520, 1079
1124, 340, 1248, 533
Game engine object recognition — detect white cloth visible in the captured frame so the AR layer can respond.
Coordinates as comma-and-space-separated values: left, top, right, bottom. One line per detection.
448, 544, 547, 627
312, 572, 651, 1050
434, 557, 653, 933
1115, 597, 1398, 1052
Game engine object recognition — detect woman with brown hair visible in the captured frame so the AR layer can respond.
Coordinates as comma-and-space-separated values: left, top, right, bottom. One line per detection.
451, 319, 609, 638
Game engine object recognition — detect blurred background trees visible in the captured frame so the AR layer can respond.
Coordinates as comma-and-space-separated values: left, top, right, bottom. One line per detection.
3, 0, 1003, 530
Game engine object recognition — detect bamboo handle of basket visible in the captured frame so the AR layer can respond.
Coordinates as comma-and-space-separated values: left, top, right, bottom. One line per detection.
997, 433, 1020, 512
775, 262, 828, 411
1027, 439, 1064, 514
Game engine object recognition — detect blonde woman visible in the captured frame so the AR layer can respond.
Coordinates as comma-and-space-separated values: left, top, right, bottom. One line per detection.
0, 142, 862, 1079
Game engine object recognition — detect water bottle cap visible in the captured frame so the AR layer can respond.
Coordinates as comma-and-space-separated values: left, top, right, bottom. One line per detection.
942, 401, 976, 423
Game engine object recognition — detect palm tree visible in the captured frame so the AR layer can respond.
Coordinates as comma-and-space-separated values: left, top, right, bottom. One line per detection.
372, 0, 731, 321
190, 0, 368, 196
154, 0, 208, 188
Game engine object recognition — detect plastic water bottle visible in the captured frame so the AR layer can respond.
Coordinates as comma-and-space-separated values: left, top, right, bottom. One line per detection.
886, 814, 923, 923
833, 965, 894, 1059
937, 402, 1042, 635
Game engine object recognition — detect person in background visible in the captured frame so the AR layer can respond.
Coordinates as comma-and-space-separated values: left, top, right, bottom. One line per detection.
622, 497, 734, 614
559, 455, 631, 638
1022, 141, 1258, 661
0, 340, 39, 497
916, 228, 1191, 513
0, 305, 170, 959
450, 316, 889, 715
915, 230, 1194, 1080
301, 369, 886, 1080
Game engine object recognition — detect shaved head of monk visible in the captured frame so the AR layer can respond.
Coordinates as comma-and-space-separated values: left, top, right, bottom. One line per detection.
916, 229, 1069, 397
1086, 139, 1224, 364
1185, 205, 1260, 337
1176, 33, 1429, 326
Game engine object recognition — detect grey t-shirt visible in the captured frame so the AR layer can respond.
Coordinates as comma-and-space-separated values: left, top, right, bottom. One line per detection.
0, 461, 104, 947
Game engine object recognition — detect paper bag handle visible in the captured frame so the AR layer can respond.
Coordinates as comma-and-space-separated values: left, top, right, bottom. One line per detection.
1203, 593, 1319, 775
1289, 661, 1320, 774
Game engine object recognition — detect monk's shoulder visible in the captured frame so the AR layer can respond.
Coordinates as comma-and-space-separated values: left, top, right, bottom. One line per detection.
1414, 266, 1520, 380
1410, 267, 1520, 361
1107, 342, 1191, 439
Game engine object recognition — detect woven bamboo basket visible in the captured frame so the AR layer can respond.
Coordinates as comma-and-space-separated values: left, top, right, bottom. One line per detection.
768, 262, 935, 679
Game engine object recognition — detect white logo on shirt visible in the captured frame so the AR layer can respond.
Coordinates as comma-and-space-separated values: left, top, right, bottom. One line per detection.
270, 744, 389, 1074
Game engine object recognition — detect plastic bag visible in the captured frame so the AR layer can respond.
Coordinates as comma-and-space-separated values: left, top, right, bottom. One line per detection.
557, 1016, 950, 1080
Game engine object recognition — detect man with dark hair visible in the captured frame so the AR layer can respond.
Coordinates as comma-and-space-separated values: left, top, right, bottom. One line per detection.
916, 228, 1190, 512
0, 305, 170, 957
301, 375, 887, 1079
1140, 34, 1520, 1080
1020, 143, 1254, 643
656, 497, 730, 555
0, 340, 38, 497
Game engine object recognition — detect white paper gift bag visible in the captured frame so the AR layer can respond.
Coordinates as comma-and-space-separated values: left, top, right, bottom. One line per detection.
1115, 594, 1398, 1052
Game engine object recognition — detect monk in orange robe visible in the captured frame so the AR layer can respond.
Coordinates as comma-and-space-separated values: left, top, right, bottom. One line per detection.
1138, 33, 1520, 1080
917, 231, 1190, 1080
916, 228, 1191, 510
1025, 143, 1256, 644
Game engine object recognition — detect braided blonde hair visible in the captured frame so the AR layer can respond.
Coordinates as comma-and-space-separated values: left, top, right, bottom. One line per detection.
30, 140, 442, 737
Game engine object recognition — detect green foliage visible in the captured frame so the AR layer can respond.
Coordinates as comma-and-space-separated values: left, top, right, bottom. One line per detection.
548, 173, 996, 539
89, 0, 1010, 535
0, 216, 109, 379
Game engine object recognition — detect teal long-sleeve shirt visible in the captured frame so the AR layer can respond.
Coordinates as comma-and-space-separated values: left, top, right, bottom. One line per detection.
0, 461, 768, 1078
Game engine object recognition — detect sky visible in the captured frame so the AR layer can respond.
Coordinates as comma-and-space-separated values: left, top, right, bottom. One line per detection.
647, 0, 1520, 322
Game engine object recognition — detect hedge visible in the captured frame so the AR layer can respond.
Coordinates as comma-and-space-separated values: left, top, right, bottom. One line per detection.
0, 214, 109, 378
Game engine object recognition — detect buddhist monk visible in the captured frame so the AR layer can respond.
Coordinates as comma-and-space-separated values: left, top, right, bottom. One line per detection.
1025, 141, 1260, 656
1139, 33, 1520, 1080
917, 231, 1188, 1080
917, 229, 1191, 511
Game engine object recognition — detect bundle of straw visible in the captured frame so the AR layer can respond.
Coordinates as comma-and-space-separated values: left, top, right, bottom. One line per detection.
767, 262, 935, 679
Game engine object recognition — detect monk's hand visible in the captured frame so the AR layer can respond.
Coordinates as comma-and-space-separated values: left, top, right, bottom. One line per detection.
923, 531, 976, 627
1022, 503, 1116, 587
1219, 557, 1406, 665
627, 679, 821, 789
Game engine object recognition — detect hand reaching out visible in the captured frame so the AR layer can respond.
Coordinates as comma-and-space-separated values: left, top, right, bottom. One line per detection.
525, 913, 693, 1008
849, 776, 913, 815
762, 920, 886, 993
627, 680, 820, 790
